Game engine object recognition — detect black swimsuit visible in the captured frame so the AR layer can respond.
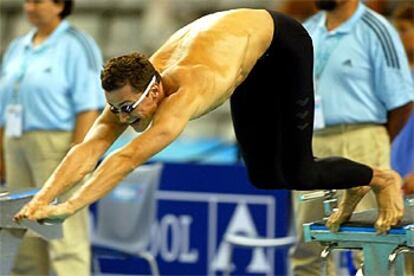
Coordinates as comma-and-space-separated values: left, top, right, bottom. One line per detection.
230, 11, 373, 190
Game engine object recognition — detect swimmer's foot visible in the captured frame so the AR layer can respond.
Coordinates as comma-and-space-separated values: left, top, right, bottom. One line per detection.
326, 186, 371, 232
369, 169, 404, 234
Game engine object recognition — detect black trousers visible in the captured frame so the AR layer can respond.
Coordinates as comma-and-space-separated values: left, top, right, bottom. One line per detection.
230, 11, 373, 190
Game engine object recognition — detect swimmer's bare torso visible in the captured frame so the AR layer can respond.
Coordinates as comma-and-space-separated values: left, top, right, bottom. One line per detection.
150, 8, 274, 119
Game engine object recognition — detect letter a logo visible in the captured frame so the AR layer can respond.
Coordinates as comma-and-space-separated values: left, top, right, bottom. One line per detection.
211, 203, 271, 273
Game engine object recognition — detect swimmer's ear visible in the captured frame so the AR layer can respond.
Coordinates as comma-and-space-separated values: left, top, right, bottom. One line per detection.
151, 83, 161, 97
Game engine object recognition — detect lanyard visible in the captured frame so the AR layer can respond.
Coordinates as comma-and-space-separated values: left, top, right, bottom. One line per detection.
314, 32, 346, 80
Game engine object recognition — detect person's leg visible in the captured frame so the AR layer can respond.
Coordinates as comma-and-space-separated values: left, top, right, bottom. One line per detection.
25, 131, 91, 276
266, 12, 403, 234
291, 128, 344, 276
230, 16, 286, 188
291, 125, 389, 275
5, 135, 51, 276
230, 77, 286, 188
4, 136, 35, 190
231, 11, 375, 191
269, 13, 374, 191
231, 10, 402, 233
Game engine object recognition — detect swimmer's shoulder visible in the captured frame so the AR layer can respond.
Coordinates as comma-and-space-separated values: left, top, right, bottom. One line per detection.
152, 8, 273, 91
161, 64, 213, 92
196, 8, 274, 36
155, 8, 273, 50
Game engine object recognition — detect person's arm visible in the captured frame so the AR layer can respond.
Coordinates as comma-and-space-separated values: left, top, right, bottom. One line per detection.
403, 171, 414, 195
386, 102, 413, 141
34, 108, 126, 204
0, 128, 4, 183
71, 110, 101, 145
19, 88, 200, 221
66, 89, 199, 213
14, 108, 127, 220
370, 19, 414, 142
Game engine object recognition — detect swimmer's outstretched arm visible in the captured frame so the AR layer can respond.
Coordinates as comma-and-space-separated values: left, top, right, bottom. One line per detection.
16, 89, 200, 221
14, 107, 127, 221
67, 90, 199, 210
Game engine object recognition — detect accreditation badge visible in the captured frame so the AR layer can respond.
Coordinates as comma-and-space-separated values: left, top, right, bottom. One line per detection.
313, 94, 325, 130
5, 104, 23, 138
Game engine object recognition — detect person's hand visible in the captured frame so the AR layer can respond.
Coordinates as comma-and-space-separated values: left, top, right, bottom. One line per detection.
14, 200, 74, 224
402, 172, 414, 195
14, 199, 47, 223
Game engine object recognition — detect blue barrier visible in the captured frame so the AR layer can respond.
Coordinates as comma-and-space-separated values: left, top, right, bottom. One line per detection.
92, 163, 292, 275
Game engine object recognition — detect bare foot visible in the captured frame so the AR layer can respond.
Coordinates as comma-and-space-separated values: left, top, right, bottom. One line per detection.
370, 169, 404, 234
326, 186, 371, 232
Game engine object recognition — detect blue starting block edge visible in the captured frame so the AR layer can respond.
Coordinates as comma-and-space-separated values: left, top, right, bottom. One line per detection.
303, 222, 413, 275
304, 222, 414, 247
304, 222, 414, 249
309, 224, 408, 235
0, 188, 38, 202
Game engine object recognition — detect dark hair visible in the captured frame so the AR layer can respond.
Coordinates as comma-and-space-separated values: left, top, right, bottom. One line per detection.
101, 52, 161, 93
53, 0, 73, 19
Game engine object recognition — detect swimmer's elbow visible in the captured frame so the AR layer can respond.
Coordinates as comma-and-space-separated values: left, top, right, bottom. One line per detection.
153, 117, 188, 141
159, 124, 185, 141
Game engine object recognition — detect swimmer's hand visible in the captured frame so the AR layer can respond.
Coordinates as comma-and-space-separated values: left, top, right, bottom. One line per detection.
14, 199, 48, 223
14, 200, 74, 224
402, 172, 414, 195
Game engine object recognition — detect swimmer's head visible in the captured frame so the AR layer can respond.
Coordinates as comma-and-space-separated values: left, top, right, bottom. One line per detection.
101, 52, 164, 132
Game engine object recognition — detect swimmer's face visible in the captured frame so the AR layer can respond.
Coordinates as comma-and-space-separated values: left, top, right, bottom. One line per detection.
105, 80, 162, 132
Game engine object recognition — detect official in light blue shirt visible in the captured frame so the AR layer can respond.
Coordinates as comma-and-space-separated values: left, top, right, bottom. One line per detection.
0, 1, 103, 274
0, 20, 105, 132
304, 2, 414, 126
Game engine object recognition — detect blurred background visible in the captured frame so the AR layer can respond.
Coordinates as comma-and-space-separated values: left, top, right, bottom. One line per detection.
1, 0, 409, 164
1, 1, 413, 275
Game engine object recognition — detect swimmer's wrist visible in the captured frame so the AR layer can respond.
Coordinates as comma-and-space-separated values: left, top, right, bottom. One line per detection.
31, 194, 50, 206
65, 197, 83, 214
61, 199, 77, 216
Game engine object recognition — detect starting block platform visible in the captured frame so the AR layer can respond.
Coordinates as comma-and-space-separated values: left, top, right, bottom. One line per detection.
304, 206, 414, 275
0, 188, 63, 275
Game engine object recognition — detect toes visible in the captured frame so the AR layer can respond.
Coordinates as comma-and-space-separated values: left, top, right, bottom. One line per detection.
375, 209, 403, 234
375, 215, 392, 235
326, 211, 347, 232
327, 221, 340, 232
375, 223, 389, 235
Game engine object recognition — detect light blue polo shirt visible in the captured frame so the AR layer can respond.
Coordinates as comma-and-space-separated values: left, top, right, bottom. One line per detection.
0, 20, 105, 132
304, 3, 414, 125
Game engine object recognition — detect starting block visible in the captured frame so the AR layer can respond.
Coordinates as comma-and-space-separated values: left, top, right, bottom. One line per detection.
303, 197, 414, 276
0, 188, 63, 275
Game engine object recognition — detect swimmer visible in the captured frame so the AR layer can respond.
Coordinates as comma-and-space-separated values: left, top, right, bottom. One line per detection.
14, 8, 403, 234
